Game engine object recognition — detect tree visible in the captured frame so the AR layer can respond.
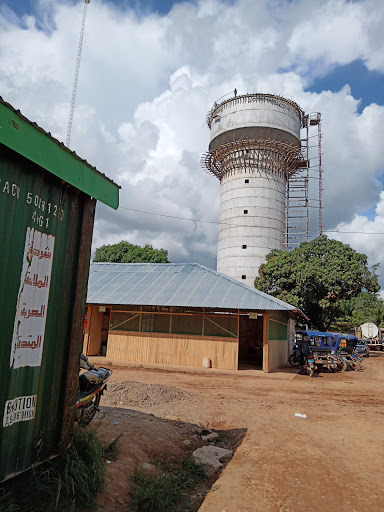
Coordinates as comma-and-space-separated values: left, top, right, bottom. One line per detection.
255, 236, 380, 331
93, 241, 169, 263
330, 292, 384, 332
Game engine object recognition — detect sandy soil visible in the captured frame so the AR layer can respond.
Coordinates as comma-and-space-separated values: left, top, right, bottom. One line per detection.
92, 352, 384, 512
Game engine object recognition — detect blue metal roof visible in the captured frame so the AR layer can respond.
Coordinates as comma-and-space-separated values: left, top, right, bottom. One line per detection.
296, 330, 334, 337
87, 263, 298, 312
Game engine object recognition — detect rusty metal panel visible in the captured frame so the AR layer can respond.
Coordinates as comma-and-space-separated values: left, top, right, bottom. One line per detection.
0, 143, 96, 482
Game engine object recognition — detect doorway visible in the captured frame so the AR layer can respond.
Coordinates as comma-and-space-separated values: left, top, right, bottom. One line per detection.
238, 315, 264, 368
84, 306, 111, 356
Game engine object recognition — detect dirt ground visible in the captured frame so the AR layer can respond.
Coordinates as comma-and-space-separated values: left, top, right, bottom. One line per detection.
91, 352, 384, 512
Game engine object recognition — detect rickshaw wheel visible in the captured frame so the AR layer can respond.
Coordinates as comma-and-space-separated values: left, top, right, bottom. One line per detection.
288, 355, 301, 367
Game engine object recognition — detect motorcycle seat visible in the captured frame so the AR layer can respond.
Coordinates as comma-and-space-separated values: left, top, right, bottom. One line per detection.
82, 369, 104, 383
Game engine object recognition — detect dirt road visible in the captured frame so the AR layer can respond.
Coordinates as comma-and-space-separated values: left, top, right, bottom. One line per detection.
93, 353, 384, 511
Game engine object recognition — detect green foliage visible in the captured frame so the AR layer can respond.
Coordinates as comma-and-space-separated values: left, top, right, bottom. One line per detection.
0, 426, 105, 512
93, 241, 169, 264
179, 457, 206, 488
330, 292, 384, 332
129, 457, 206, 512
130, 469, 181, 512
255, 236, 380, 331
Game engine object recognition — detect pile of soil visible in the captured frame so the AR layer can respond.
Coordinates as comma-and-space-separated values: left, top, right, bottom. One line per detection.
95, 379, 243, 511
105, 380, 194, 408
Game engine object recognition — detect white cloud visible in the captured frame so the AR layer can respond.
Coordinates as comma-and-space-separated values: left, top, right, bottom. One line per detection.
288, 1, 370, 65
0, 0, 383, 285
329, 191, 384, 285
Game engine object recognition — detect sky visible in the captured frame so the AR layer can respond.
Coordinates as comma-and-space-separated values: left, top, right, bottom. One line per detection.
1, 0, 384, 290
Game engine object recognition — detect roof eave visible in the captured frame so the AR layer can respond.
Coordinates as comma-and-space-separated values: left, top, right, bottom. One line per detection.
292, 309, 309, 322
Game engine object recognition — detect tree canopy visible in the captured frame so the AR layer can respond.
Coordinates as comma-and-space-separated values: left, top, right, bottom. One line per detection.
254, 236, 380, 331
330, 292, 384, 333
93, 241, 169, 264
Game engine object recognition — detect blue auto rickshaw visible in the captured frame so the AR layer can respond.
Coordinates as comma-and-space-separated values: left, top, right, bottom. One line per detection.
294, 331, 339, 375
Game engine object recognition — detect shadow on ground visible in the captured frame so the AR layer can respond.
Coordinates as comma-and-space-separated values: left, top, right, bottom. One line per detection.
92, 406, 247, 511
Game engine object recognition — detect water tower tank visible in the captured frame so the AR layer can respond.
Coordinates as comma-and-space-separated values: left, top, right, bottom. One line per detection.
203, 93, 305, 287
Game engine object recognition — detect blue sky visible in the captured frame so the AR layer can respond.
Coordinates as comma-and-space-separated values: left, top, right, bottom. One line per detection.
1, 0, 189, 16
308, 59, 384, 221
307, 59, 384, 114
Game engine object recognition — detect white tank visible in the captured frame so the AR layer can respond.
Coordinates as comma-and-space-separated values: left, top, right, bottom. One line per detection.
204, 93, 304, 287
360, 322, 379, 339
209, 95, 301, 150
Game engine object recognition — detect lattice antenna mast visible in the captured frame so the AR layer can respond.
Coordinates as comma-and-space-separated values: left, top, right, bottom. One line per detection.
66, 0, 90, 148
317, 114, 323, 235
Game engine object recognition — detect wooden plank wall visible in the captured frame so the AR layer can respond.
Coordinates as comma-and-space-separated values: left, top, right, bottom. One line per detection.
268, 339, 288, 372
84, 306, 104, 355
262, 313, 269, 372
265, 312, 290, 372
107, 331, 239, 370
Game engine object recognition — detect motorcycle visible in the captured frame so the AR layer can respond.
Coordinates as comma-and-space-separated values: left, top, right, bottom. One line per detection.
305, 355, 316, 377
288, 343, 302, 367
76, 354, 112, 425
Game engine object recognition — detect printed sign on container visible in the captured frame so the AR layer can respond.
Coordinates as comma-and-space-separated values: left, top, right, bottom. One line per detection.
3, 395, 37, 427
10, 228, 55, 369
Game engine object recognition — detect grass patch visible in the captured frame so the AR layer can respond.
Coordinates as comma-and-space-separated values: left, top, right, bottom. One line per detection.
129, 457, 206, 512
213, 432, 228, 447
0, 426, 105, 512
103, 432, 124, 461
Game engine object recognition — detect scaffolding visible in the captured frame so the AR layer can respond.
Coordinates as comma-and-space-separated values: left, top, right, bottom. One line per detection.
202, 91, 323, 257
284, 112, 322, 250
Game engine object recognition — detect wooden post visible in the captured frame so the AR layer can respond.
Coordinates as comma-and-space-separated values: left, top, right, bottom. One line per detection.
139, 305, 142, 332
83, 305, 92, 355
202, 308, 205, 336
262, 312, 269, 373
236, 309, 240, 370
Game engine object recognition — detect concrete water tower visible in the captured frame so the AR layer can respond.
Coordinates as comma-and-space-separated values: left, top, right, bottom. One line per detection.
203, 93, 306, 287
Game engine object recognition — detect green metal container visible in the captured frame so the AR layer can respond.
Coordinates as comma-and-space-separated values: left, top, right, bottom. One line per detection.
0, 97, 119, 482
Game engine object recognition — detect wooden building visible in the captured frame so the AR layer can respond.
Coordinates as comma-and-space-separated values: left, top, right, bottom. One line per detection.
84, 263, 302, 372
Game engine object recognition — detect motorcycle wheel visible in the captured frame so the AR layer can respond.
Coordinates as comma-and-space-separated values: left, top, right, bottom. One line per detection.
339, 361, 347, 372
308, 367, 315, 378
78, 392, 101, 426
288, 355, 300, 367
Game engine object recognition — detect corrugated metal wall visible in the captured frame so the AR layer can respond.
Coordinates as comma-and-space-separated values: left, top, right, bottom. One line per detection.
0, 144, 95, 482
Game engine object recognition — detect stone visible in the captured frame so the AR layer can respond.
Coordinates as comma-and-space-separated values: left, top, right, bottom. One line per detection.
192, 446, 233, 475
202, 432, 219, 442
140, 462, 157, 476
